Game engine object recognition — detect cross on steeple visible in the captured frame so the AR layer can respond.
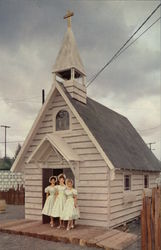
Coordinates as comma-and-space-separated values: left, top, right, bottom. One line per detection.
64, 10, 74, 28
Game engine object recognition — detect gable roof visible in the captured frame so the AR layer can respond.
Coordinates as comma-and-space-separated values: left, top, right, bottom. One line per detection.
68, 94, 161, 172
53, 27, 86, 76
11, 80, 161, 174
27, 134, 80, 163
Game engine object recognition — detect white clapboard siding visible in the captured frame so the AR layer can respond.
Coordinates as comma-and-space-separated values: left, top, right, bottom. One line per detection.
25, 192, 42, 198
25, 168, 42, 174
25, 208, 42, 215
111, 205, 141, 220
25, 197, 42, 204
23, 91, 110, 227
73, 147, 98, 155
82, 160, 107, 167
109, 171, 159, 228
78, 219, 107, 227
79, 180, 108, 187
25, 174, 42, 180
63, 135, 90, 143
25, 180, 42, 186
110, 201, 142, 214
80, 167, 107, 174
78, 193, 107, 201
79, 173, 107, 181
80, 213, 107, 221
79, 206, 107, 214
78, 200, 108, 207
25, 214, 42, 221
110, 211, 140, 228
25, 185, 42, 192
78, 187, 108, 194
71, 142, 94, 149
25, 203, 42, 209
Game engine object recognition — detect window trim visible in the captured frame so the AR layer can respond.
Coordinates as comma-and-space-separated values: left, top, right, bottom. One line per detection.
144, 174, 149, 188
124, 174, 131, 191
53, 108, 72, 133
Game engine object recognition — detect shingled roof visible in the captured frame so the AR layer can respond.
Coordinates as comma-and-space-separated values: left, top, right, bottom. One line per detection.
65, 88, 160, 172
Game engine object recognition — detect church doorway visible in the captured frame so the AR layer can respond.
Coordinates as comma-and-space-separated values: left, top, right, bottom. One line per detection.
42, 167, 75, 224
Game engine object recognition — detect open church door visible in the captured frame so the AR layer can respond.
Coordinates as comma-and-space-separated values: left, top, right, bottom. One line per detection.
42, 168, 62, 224
42, 167, 75, 224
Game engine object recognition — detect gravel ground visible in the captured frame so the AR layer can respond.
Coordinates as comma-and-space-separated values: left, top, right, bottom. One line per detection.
0, 205, 141, 250
0, 205, 25, 221
0, 232, 99, 250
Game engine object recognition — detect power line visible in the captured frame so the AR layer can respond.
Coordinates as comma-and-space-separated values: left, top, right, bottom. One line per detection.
111, 16, 161, 63
87, 3, 161, 87
138, 124, 161, 132
0, 95, 40, 102
0, 140, 24, 144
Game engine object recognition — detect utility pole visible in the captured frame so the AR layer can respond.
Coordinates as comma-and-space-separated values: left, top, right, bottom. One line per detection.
146, 142, 156, 151
1, 125, 10, 158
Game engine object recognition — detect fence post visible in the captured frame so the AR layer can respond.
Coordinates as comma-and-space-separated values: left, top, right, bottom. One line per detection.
146, 197, 152, 250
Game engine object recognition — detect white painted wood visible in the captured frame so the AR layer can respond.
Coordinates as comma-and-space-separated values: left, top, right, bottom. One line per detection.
82, 160, 107, 167
79, 167, 107, 174
78, 219, 107, 227
25, 192, 42, 198
25, 186, 42, 192
25, 208, 42, 215
79, 206, 107, 214
25, 175, 42, 180
25, 180, 42, 186
78, 200, 108, 207
78, 187, 108, 194
79, 173, 107, 181
110, 211, 140, 227
111, 206, 141, 220
79, 180, 108, 187
25, 197, 42, 204
78, 193, 107, 201
111, 201, 142, 214
25, 203, 42, 209
25, 214, 41, 221
80, 213, 107, 221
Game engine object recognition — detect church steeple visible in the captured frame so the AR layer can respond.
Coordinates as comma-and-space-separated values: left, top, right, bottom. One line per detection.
53, 11, 87, 104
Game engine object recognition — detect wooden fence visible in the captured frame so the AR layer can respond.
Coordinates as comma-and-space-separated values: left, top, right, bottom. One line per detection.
141, 187, 161, 250
0, 184, 25, 205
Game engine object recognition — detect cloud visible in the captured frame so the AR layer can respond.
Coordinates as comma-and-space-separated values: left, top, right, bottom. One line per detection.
0, 0, 160, 159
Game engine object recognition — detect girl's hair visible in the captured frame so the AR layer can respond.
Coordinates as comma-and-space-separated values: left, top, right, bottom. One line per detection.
66, 178, 73, 185
49, 176, 57, 183
58, 173, 66, 182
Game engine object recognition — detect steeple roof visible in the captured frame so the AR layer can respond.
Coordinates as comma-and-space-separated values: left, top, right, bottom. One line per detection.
53, 26, 86, 76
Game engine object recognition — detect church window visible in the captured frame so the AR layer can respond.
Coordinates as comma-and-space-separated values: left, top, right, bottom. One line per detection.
144, 175, 149, 188
124, 175, 131, 191
56, 110, 69, 131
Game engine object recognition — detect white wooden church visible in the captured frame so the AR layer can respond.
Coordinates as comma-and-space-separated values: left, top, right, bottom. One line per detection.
11, 12, 161, 228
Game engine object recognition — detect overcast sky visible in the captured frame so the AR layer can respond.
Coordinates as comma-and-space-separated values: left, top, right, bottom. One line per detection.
0, 0, 160, 160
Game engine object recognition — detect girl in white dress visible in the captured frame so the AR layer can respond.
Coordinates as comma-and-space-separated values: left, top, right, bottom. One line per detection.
51, 174, 66, 228
42, 176, 57, 227
61, 179, 80, 230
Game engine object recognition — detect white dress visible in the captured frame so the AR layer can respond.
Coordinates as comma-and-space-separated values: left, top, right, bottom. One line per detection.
61, 188, 80, 221
51, 185, 66, 218
42, 185, 57, 216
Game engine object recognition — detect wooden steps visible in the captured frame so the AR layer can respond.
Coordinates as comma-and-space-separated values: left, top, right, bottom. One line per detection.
0, 219, 137, 250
